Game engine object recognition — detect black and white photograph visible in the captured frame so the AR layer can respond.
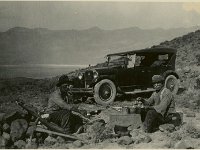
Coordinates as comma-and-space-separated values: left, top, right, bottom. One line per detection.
0, 1, 200, 149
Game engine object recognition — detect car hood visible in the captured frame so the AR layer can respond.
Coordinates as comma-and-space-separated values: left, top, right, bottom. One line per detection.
66, 64, 120, 80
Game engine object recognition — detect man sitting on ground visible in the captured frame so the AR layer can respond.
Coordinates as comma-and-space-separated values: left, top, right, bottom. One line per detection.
45, 75, 84, 134
137, 75, 177, 133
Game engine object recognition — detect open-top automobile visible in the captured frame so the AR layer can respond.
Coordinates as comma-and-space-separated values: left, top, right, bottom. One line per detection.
65, 47, 179, 105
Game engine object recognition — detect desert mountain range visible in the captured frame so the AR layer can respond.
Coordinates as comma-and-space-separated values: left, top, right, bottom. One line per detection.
0, 26, 199, 65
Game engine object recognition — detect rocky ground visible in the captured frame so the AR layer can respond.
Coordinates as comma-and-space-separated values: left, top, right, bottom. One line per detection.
1, 64, 200, 149
1, 27, 200, 149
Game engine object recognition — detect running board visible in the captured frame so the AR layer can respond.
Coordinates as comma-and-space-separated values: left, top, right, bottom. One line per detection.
124, 88, 155, 95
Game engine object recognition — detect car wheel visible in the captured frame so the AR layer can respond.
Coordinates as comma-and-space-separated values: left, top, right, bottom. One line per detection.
94, 79, 116, 105
164, 75, 179, 95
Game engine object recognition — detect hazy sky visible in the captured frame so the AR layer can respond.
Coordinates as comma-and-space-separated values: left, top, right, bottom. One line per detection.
0, 2, 200, 31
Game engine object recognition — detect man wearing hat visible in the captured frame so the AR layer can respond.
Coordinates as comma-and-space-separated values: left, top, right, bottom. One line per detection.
138, 75, 176, 133
45, 75, 84, 134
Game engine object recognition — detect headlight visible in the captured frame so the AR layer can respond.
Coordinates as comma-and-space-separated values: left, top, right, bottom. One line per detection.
78, 73, 83, 80
93, 70, 98, 79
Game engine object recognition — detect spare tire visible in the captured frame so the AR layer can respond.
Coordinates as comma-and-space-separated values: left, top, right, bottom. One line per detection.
94, 79, 116, 105
164, 75, 179, 95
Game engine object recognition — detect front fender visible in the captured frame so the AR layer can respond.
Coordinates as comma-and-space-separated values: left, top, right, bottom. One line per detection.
90, 75, 117, 87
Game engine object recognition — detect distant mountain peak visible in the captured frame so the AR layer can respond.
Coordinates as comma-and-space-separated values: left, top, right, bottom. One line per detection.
6, 27, 50, 33
7, 27, 30, 33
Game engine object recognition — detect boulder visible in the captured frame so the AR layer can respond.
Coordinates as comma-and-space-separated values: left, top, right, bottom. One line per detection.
25, 139, 38, 149
10, 119, 28, 142
2, 123, 10, 133
0, 136, 6, 148
138, 133, 152, 143
163, 139, 176, 148
26, 126, 36, 137
44, 136, 57, 145
117, 136, 133, 145
143, 135, 152, 143
14, 140, 26, 149
159, 124, 175, 133
73, 140, 83, 148
56, 136, 66, 143
134, 139, 140, 144
130, 129, 139, 137
174, 140, 194, 149
131, 132, 152, 144
2, 132, 10, 142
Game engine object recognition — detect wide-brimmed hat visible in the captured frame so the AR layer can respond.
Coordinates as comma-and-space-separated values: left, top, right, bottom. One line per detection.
152, 75, 164, 83
56, 75, 69, 87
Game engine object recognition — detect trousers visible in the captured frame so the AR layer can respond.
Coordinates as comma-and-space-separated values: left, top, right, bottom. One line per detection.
49, 109, 83, 134
141, 108, 182, 133
141, 108, 164, 133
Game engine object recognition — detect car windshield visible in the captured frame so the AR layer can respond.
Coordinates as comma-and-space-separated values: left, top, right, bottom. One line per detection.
108, 55, 130, 67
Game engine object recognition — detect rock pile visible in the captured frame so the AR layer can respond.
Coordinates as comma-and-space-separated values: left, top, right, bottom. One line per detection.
115, 129, 152, 146
0, 111, 39, 149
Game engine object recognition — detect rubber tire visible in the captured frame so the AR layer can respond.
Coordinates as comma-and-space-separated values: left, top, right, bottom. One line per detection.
164, 75, 179, 95
94, 79, 116, 106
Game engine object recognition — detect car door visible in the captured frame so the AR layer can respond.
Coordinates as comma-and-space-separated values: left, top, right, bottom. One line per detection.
133, 66, 151, 87
117, 54, 150, 88
116, 55, 136, 87
117, 67, 135, 87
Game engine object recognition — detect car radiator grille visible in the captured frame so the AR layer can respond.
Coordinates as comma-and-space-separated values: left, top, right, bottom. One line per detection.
84, 70, 93, 85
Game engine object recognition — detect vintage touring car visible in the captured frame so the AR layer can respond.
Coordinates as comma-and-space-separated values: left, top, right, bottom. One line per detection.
65, 47, 179, 105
